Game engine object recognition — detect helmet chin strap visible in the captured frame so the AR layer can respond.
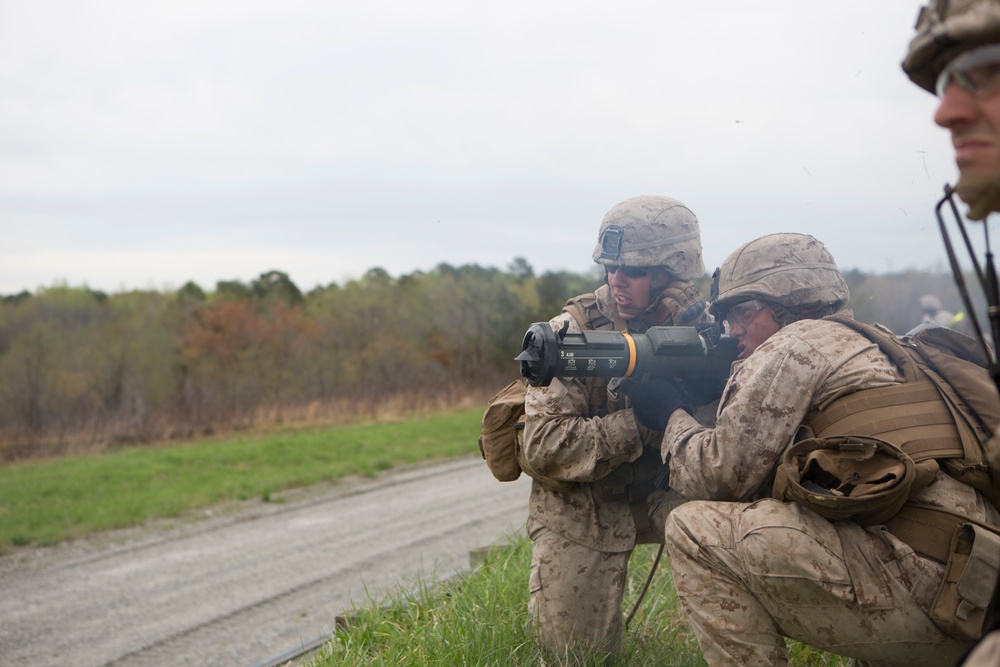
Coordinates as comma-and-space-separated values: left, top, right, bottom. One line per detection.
631, 273, 675, 326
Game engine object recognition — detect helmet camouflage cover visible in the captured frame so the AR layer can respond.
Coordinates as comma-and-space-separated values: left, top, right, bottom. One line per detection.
592, 195, 705, 281
903, 0, 1000, 93
711, 232, 849, 314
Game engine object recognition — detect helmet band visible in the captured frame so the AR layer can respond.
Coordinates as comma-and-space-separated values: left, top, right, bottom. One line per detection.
622, 229, 701, 252
721, 261, 841, 294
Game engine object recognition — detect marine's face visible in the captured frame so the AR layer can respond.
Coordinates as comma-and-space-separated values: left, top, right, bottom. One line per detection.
724, 299, 780, 359
934, 44, 1000, 209
606, 265, 654, 320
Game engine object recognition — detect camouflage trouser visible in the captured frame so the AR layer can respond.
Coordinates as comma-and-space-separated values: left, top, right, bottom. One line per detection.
527, 487, 686, 657
665, 499, 973, 667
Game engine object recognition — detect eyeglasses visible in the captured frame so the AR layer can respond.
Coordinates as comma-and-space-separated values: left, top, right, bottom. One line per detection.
724, 299, 765, 329
936, 43, 1000, 98
606, 265, 649, 279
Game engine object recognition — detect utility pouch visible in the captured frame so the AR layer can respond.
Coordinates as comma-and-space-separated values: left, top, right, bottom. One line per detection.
478, 379, 576, 492
772, 435, 936, 526
929, 523, 1000, 641
478, 380, 526, 482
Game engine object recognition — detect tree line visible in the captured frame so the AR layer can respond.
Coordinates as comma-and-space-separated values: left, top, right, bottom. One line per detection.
0, 260, 970, 461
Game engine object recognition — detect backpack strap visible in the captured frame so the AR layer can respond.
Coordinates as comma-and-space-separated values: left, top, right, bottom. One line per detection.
561, 293, 619, 418
824, 314, 923, 382
563, 292, 611, 332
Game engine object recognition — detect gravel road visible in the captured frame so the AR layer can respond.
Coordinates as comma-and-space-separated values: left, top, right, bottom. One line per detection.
0, 456, 531, 667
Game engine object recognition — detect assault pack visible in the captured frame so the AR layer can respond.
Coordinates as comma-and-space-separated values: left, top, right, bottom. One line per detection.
477, 378, 527, 483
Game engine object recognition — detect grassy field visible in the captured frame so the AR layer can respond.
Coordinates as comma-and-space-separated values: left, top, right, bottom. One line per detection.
0, 407, 482, 551
313, 535, 850, 667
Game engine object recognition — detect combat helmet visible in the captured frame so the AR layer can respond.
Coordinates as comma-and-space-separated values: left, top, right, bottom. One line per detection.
592, 195, 704, 281
711, 233, 849, 316
903, 0, 1000, 93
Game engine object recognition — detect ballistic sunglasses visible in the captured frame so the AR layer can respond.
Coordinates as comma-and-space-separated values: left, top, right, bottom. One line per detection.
936, 43, 1000, 98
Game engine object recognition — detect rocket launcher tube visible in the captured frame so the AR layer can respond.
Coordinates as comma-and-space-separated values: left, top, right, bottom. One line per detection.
516, 322, 738, 402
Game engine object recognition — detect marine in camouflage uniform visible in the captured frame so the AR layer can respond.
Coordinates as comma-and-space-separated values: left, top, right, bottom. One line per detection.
520, 195, 710, 657
903, 2, 1000, 664
626, 233, 1000, 666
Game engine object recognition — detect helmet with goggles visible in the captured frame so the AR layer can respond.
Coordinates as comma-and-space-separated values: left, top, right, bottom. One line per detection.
710, 233, 849, 317
592, 195, 705, 281
903, 0, 1000, 94
931, 43, 1000, 98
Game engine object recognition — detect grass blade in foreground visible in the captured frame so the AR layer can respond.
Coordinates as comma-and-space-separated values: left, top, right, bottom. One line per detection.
313, 537, 851, 667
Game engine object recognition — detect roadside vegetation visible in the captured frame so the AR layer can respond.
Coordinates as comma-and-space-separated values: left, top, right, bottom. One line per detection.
313, 535, 849, 667
0, 261, 971, 462
0, 261, 599, 461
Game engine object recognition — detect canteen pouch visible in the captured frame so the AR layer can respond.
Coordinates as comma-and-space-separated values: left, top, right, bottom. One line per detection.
930, 523, 1000, 641
478, 379, 575, 492
478, 380, 526, 482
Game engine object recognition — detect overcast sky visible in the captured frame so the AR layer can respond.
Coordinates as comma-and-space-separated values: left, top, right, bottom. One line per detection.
0, 1, 974, 296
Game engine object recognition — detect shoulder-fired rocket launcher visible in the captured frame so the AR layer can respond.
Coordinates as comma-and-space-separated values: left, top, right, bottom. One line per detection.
515, 321, 738, 402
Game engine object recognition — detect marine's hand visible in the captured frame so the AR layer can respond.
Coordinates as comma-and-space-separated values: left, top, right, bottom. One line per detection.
622, 377, 689, 432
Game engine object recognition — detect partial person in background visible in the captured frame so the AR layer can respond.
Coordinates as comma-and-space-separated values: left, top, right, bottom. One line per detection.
919, 294, 959, 327
903, 2, 1000, 664
520, 195, 710, 660
917, 293, 978, 337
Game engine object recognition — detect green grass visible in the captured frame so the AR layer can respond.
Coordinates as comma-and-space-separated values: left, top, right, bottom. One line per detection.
313, 536, 850, 667
0, 408, 482, 551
